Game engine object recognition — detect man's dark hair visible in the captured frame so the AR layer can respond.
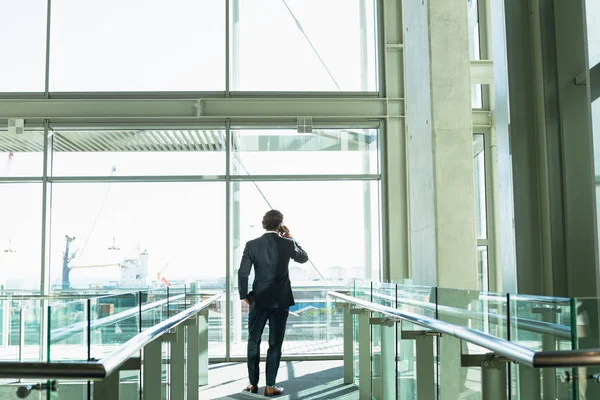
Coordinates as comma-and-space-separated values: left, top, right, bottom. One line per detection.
262, 209, 283, 231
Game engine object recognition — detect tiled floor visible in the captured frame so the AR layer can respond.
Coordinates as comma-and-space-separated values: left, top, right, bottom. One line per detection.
199, 360, 359, 400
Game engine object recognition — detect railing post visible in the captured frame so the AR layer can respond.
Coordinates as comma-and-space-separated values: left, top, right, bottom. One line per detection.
343, 303, 354, 385
481, 359, 508, 400
143, 339, 162, 400
371, 318, 395, 400
186, 316, 199, 400
463, 353, 509, 400
199, 308, 209, 386
415, 335, 435, 400
94, 371, 120, 400
357, 309, 371, 400
170, 326, 185, 400
19, 308, 24, 363
401, 330, 437, 400
517, 365, 541, 399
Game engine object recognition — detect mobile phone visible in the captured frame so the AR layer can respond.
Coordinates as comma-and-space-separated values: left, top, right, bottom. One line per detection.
278, 225, 285, 234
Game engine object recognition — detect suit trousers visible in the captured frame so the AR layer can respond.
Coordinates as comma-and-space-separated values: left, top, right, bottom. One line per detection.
247, 305, 289, 386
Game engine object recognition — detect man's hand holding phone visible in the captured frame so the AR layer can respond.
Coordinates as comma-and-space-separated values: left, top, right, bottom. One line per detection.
279, 225, 292, 239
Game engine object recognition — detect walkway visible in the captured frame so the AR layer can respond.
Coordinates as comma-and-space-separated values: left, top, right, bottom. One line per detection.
200, 360, 359, 400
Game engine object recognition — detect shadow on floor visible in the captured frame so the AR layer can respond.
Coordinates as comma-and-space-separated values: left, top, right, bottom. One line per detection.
208, 363, 358, 400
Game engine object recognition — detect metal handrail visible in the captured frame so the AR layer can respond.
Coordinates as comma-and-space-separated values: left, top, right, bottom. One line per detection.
0, 293, 222, 380
329, 291, 600, 368
370, 291, 571, 339
50, 294, 186, 343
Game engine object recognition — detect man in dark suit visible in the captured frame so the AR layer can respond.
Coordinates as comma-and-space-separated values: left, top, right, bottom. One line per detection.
238, 209, 309, 396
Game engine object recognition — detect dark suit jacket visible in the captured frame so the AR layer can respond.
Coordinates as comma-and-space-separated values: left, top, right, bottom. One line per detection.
238, 232, 309, 309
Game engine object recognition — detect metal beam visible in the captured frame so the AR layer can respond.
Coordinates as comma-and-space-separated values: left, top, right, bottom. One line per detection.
0, 98, 489, 129
471, 60, 494, 85
0, 97, 405, 119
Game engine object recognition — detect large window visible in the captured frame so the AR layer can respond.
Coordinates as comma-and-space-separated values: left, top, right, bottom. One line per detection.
468, 0, 483, 108
0, 131, 44, 177
49, 182, 225, 290
51, 128, 226, 176
231, 0, 378, 91
230, 180, 380, 356
0, 0, 47, 92
49, 0, 226, 91
473, 134, 489, 291
0, 183, 42, 291
232, 128, 379, 175
1, 1, 379, 93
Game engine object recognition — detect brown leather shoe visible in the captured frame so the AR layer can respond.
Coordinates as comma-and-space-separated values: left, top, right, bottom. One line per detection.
264, 385, 284, 396
246, 384, 258, 393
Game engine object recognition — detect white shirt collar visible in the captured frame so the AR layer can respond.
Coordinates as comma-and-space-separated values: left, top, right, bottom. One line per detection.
264, 231, 279, 235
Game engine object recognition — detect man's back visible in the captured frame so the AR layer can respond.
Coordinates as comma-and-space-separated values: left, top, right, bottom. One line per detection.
239, 232, 308, 309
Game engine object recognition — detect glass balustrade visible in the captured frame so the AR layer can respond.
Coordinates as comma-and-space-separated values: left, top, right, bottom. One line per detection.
336, 280, 597, 400
0, 281, 598, 399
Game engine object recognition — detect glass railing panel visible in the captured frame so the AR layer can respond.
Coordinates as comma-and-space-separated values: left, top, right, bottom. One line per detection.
509, 294, 572, 400
285, 286, 344, 356
21, 299, 43, 362
570, 297, 600, 400
396, 284, 437, 400
437, 288, 506, 399
0, 299, 21, 362
89, 291, 141, 361
352, 280, 371, 384
47, 299, 89, 362
371, 282, 396, 399
140, 288, 169, 332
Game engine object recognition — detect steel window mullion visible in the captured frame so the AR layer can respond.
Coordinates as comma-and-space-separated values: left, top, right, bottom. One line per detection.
0, 177, 43, 183
225, 118, 231, 361
230, 174, 381, 182
44, 0, 52, 96
47, 175, 227, 183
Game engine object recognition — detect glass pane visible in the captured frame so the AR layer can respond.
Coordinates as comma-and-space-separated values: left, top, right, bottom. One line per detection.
48, 299, 89, 361
396, 284, 436, 399
49, 182, 225, 291
477, 246, 488, 292
49, 0, 225, 91
472, 84, 483, 108
371, 282, 395, 399
8, 299, 44, 362
0, 131, 44, 177
473, 134, 487, 239
231, 128, 379, 175
572, 297, 600, 400
140, 289, 169, 330
587, 0, 600, 67
436, 288, 507, 398
231, 0, 378, 91
0, 183, 42, 291
186, 282, 226, 358
0, 1, 47, 92
51, 129, 226, 176
509, 294, 572, 400
89, 292, 140, 360
468, 0, 481, 61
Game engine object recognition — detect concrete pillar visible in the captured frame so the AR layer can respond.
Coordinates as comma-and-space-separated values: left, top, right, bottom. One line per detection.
403, 1, 478, 289
404, 1, 477, 399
